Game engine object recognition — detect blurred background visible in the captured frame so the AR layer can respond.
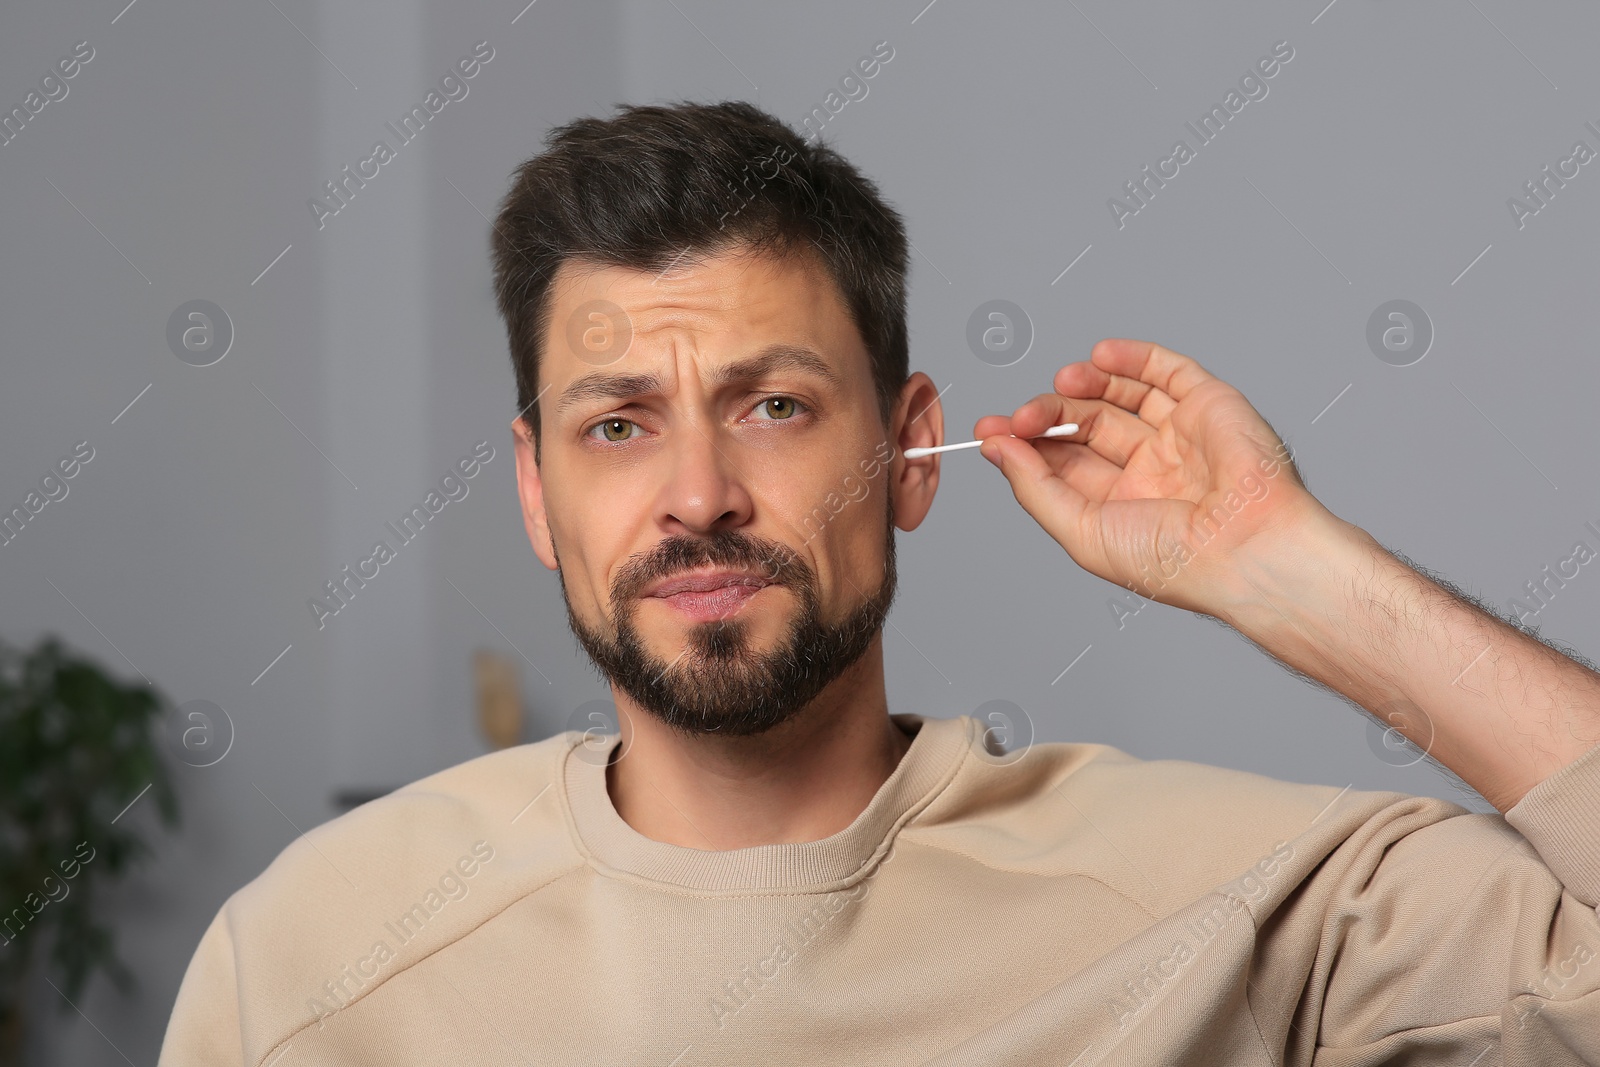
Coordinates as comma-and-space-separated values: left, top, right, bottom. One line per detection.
1, 0, 1596, 1061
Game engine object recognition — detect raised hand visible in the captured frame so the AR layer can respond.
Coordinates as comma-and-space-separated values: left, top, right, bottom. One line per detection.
974, 338, 1329, 618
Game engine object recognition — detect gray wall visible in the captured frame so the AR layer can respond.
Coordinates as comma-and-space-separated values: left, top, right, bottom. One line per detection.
1, 0, 1595, 1061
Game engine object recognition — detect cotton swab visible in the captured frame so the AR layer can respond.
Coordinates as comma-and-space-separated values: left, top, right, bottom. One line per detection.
903, 423, 1078, 460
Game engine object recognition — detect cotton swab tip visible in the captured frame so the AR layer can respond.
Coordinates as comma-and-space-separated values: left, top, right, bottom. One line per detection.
902, 422, 1078, 460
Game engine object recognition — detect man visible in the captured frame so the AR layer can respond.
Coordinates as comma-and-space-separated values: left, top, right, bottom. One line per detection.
159, 101, 1600, 1065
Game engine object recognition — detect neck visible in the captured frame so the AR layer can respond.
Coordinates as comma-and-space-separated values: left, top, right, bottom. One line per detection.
604, 637, 913, 850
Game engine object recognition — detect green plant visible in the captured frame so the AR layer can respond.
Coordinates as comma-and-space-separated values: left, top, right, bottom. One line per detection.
0, 633, 179, 1066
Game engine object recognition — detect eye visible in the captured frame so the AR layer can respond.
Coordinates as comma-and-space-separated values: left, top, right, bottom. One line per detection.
587, 417, 643, 443
749, 396, 804, 421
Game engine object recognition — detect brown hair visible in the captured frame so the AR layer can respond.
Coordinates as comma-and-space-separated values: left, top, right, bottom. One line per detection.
489, 100, 910, 461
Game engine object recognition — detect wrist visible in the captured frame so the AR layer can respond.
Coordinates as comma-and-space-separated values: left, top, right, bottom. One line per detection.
1215, 500, 1389, 673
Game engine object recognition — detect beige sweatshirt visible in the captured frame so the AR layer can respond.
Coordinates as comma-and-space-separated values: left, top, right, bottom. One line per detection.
158, 713, 1600, 1065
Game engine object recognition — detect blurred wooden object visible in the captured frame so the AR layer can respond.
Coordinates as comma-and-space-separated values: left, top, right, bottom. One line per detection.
473, 648, 524, 749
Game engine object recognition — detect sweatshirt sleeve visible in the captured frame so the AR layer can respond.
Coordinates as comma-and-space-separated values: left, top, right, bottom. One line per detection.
1503, 738, 1600, 910
157, 905, 246, 1067
1309, 739, 1600, 1063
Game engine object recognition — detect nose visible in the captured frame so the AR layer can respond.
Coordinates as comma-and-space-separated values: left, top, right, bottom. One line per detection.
654, 422, 755, 536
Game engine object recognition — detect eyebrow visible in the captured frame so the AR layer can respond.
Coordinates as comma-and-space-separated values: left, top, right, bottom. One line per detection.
553, 343, 844, 417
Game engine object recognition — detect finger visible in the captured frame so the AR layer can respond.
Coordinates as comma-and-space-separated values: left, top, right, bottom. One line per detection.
1004, 394, 1155, 471
973, 413, 1015, 440
1031, 440, 1128, 503
974, 412, 1130, 500
1090, 338, 1216, 405
1054, 360, 1177, 427
980, 433, 1090, 544
1004, 392, 1089, 439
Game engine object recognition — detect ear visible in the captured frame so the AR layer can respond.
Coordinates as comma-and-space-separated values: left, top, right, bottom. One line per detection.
512, 417, 558, 570
887, 371, 942, 532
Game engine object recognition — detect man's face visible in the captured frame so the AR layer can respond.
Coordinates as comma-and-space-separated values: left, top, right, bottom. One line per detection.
513, 244, 938, 738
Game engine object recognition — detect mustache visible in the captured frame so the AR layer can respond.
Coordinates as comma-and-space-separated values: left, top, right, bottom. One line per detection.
611, 530, 812, 607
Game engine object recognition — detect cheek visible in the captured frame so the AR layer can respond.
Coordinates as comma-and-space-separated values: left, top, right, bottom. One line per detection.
545, 478, 639, 612
761, 431, 889, 564
807, 491, 891, 610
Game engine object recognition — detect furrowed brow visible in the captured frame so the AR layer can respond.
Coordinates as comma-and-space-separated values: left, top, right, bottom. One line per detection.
551, 344, 842, 417
554, 372, 663, 417
707, 344, 843, 390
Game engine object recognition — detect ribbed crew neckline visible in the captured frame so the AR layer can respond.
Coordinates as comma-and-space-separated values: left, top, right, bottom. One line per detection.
562, 713, 974, 893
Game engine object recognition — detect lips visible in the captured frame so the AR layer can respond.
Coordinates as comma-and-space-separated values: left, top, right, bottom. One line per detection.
645, 569, 772, 599
641, 569, 776, 622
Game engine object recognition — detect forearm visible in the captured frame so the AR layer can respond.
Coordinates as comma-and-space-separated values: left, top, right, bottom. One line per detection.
1217, 503, 1600, 812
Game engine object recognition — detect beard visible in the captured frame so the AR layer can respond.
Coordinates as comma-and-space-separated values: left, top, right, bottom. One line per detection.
553, 498, 897, 739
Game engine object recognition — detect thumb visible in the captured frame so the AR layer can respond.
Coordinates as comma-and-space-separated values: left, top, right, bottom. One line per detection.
981, 435, 1089, 547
